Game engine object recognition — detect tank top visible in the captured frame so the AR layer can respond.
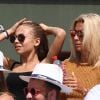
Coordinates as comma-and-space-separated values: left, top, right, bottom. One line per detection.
6, 62, 32, 100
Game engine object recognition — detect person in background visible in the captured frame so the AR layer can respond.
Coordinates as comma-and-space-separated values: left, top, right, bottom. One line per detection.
20, 63, 72, 100
0, 18, 66, 100
84, 84, 100, 100
61, 13, 100, 100
0, 92, 14, 100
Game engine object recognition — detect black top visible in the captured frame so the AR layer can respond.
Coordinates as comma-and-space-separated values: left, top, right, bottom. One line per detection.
6, 62, 32, 100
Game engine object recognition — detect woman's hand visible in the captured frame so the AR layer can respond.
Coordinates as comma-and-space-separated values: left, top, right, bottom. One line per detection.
39, 23, 48, 30
7, 18, 27, 36
39, 23, 51, 35
63, 68, 87, 95
63, 72, 79, 89
41, 23, 66, 63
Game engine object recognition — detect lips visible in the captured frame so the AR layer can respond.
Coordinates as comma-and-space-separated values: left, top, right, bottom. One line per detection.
75, 44, 81, 46
14, 45, 22, 50
75, 44, 81, 47
74, 42, 82, 48
74, 41, 81, 45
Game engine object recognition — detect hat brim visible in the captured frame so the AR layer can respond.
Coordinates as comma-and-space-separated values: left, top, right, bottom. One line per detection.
20, 75, 72, 94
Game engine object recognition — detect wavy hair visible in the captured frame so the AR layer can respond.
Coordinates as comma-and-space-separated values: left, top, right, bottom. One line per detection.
70, 13, 100, 66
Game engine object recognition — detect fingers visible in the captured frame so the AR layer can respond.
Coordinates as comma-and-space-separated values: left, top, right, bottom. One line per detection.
63, 72, 78, 90
63, 77, 77, 84
39, 23, 48, 30
15, 18, 27, 26
67, 84, 78, 90
64, 77, 78, 90
8, 18, 31, 35
22, 20, 33, 24
18, 18, 27, 23
72, 72, 77, 80
63, 71, 84, 92
62, 62, 66, 70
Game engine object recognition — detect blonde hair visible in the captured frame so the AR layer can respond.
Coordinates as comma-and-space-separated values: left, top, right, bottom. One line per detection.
70, 13, 100, 66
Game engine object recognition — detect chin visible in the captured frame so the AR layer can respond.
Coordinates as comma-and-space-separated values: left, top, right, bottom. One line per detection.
16, 50, 23, 54
75, 48, 82, 52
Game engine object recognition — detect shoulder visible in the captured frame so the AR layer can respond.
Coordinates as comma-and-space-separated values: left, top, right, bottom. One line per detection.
4, 60, 21, 71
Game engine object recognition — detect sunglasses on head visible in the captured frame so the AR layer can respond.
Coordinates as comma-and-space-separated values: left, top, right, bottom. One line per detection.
9, 34, 25, 43
70, 30, 83, 38
24, 87, 41, 96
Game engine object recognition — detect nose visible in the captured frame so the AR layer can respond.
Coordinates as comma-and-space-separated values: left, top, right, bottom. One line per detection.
14, 36, 19, 43
26, 92, 32, 100
74, 34, 79, 40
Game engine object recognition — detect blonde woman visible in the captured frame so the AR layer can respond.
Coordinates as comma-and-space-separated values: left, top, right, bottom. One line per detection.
61, 13, 100, 100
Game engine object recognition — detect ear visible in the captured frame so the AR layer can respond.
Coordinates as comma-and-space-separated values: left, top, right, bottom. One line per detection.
48, 89, 56, 100
34, 38, 40, 46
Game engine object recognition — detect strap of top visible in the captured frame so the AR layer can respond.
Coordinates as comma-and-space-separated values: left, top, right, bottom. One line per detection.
10, 62, 21, 70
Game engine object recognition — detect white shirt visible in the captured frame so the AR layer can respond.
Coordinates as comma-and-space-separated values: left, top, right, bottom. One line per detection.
84, 84, 100, 100
0, 51, 4, 66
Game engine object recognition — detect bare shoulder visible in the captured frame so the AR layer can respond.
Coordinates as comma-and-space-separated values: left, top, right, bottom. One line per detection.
3, 57, 15, 70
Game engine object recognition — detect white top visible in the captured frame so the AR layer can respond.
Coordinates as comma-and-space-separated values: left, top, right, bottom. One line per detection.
0, 51, 4, 66
84, 84, 100, 100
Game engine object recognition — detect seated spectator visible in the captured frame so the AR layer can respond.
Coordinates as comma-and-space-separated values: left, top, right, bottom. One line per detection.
62, 13, 100, 100
20, 63, 72, 100
0, 18, 66, 100
84, 84, 100, 100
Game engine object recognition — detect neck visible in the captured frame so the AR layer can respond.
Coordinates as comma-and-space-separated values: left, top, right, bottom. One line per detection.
20, 52, 40, 64
76, 51, 89, 64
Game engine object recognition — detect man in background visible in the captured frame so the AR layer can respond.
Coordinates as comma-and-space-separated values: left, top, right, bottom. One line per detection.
20, 63, 72, 100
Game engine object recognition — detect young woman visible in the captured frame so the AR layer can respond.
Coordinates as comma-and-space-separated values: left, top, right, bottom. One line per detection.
0, 18, 66, 100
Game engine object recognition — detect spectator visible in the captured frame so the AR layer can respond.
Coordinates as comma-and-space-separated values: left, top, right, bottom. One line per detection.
20, 63, 72, 100
0, 18, 66, 100
62, 13, 100, 100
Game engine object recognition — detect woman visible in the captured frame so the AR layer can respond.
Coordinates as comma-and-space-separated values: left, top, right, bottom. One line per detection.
0, 18, 66, 100
61, 13, 100, 100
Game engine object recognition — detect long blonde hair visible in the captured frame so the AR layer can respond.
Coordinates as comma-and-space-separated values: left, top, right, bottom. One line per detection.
70, 13, 100, 66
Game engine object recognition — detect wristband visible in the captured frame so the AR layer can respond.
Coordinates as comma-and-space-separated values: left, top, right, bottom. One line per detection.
3, 31, 9, 39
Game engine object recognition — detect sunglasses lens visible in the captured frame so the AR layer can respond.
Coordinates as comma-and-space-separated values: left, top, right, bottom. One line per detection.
9, 34, 25, 43
24, 87, 35, 96
30, 88, 35, 95
18, 34, 25, 42
70, 30, 75, 37
9, 35, 15, 43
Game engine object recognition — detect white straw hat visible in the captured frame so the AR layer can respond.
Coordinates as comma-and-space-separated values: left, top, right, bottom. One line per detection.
20, 63, 72, 94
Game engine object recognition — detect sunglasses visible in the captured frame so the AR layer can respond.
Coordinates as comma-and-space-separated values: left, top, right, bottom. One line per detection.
9, 34, 26, 43
70, 30, 83, 39
24, 87, 41, 96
